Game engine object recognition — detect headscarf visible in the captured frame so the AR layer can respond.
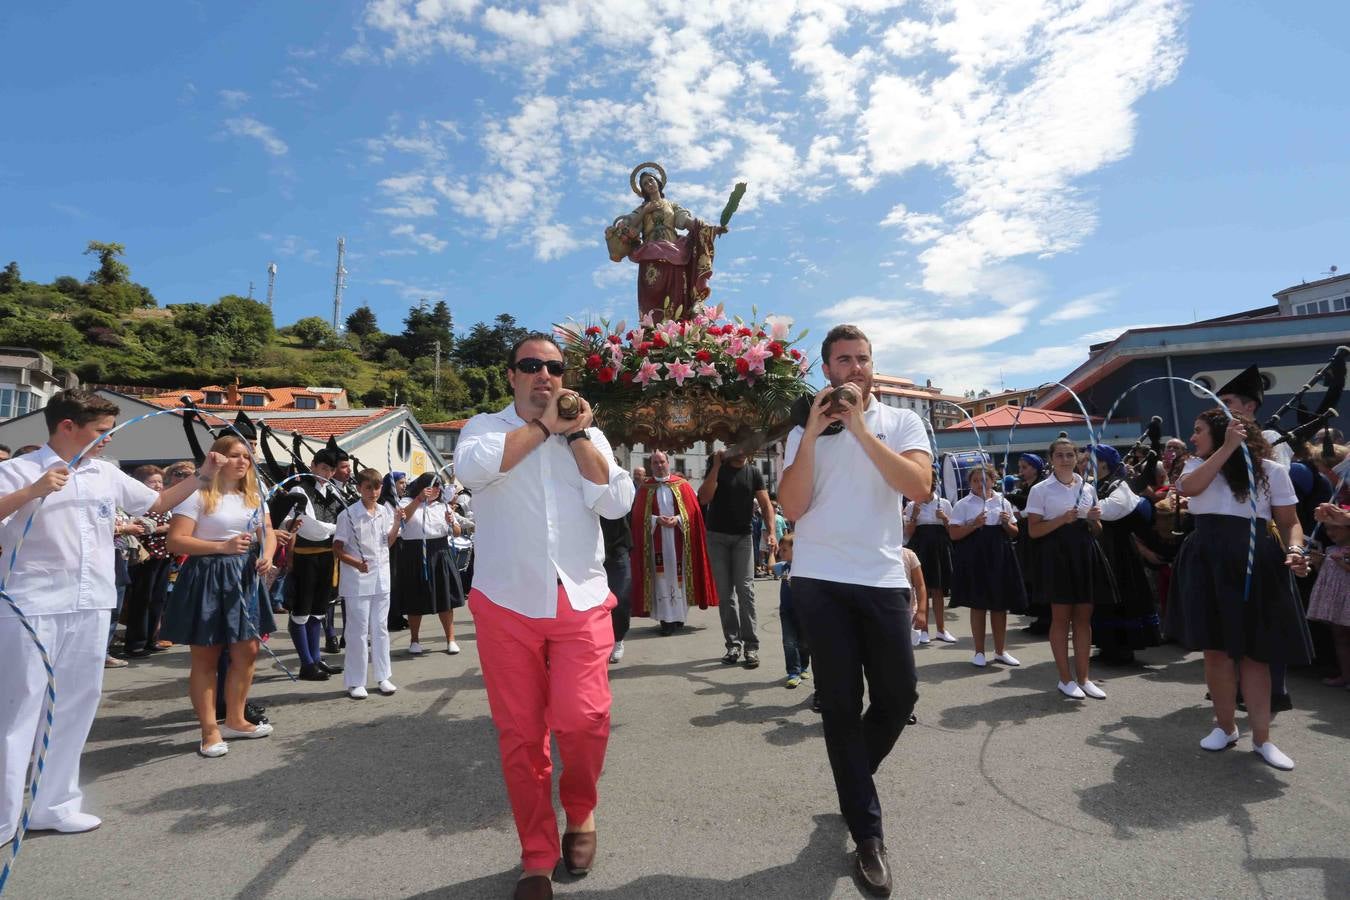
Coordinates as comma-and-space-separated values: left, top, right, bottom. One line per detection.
1018, 452, 1045, 473
379, 471, 406, 508
1091, 444, 1123, 475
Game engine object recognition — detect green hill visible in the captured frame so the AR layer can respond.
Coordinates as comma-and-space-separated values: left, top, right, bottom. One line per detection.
0, 242, 528, 421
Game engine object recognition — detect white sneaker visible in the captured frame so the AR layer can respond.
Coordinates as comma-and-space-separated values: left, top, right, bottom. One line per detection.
972, 652, 987, 668
936, 630, 957, 643
446, 641, 461, 655
28, 811, 102, 833
911, 628, 922, 647
348, 686, 368, 700
1058, 681, 1087, 699
1253, 741, 1295, 770
918, 631, 931, 645
609, 640, 625, 664
377, 679, 397, 695
408, 642, 424, 656
994, 651, 1021, 667
1080, 679, 1106, 700
1200, 726, 1239, 751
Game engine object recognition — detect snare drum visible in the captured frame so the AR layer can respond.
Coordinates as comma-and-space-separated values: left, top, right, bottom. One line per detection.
941, 450, 994, 501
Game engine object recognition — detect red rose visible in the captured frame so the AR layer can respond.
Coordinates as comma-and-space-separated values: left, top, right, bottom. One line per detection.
597, 367, 616, 383
789, 348, 802, 359
738, 326, 753, 337
767, 341, 784, 358
620, 371, 635, 385
607, 334, 622, 344
756, 330, 766, 339
585, 325, 603, 336
695, 349, 713, 363
735, 358, 750, 375
586, 354, 603, 370
652, 332, 667, 347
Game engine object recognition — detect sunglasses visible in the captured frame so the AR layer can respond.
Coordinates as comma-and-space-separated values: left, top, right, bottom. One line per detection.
511, 357, 566, 376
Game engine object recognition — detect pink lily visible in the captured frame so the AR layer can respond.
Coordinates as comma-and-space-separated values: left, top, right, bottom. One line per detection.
695, 362, 721, 384
764, 314, 794, 342
666, 358, 695, 387
741, 340, 774, 374
634, 359, 664, 387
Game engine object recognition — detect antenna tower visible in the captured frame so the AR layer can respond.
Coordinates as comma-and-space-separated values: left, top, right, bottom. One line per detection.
267, 261, 277, 309
332, 237, 348, 333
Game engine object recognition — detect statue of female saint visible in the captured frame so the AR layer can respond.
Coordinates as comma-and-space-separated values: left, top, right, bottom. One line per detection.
605, 162, 728, 321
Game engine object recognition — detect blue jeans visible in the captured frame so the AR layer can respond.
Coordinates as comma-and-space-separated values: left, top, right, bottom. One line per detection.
780, 583, 810, 676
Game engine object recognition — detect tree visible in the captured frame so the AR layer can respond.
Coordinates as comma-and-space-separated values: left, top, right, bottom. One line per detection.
84, 241, 130, 286
397, 299, 454, 360
291, 316, 336, 349
453, 313, 530, 369
0, 262, 20, 293
345, 305, 379, 337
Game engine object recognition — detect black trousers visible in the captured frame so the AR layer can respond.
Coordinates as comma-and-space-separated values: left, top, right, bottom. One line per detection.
793, 577, 917, 844
605, 555, 632, 642
123, 557, 172, 652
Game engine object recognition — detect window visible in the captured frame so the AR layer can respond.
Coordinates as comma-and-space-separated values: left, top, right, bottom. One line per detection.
204, 391, 224, 405
16, 392, 28, 416
294, 396, 318, 409
242, 393, 266, 407
1336, 296, 1348, 312
1008, 399, 1019, 406
984, 402, 995, 412
0, 389, 11, 419
674, 457, 687, 475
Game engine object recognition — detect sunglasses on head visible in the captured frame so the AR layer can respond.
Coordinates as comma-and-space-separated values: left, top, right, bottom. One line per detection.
511, 357, 566, 376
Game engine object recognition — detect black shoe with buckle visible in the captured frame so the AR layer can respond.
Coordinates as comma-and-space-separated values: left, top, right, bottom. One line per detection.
854, 838, 892, 897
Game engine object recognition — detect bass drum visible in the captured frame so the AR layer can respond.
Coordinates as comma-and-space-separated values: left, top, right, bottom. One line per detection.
941, 450, 993, 502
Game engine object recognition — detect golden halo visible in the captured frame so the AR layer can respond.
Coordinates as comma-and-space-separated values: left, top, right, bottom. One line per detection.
630, 161, 667, 196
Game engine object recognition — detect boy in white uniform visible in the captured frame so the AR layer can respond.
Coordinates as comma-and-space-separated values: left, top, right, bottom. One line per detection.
0, 390, 221, 842
332, 468, 402, 699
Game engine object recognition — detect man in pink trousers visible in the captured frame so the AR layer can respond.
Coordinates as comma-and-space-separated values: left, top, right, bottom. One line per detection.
455, 333, 635, 900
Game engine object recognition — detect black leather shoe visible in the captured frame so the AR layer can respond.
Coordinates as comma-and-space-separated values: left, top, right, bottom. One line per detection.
244, 703, 269, 726
126, 647, 152, 659
316, 659, 344, 676
1271, 692, 1293, 714
298, 663, 330, 682
854, 838, 892, 897
324, 637, 340, 655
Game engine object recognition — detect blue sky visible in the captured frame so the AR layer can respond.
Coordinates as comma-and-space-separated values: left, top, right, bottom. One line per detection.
3, 1, 1347, 393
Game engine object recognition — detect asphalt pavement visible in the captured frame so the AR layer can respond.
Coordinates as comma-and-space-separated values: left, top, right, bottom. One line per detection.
8, 580, 1348, 899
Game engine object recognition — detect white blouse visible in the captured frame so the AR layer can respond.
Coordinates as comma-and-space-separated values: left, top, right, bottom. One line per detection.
173, 491, 262, 543
1024, 475, 1099, 520
905, 497, 953, 526
951, 492, 1014, 527
399, 498, 452, 540
1180, 457, 1296, 519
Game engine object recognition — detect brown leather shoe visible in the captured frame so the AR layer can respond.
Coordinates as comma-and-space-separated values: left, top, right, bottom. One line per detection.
561, 830, 597, 876
512, 875, 552, 900
854, 838, 893, 897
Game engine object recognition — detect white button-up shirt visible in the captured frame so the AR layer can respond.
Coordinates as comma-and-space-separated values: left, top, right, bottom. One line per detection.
456, 403, 635, 618
0, 444, 158, 618
332, 500, 395, 597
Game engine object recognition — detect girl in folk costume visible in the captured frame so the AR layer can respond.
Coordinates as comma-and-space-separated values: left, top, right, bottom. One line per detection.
161, 435, 277, 758
947, 463, 1027, 668
398, 472, 463, 656
629, 451, 718, 632
1090, 444, 1164, 665
1025, 437, 1119, 700
379, 471, 408, 632
1164, 409, 1312, 770
903, 481, 956, 644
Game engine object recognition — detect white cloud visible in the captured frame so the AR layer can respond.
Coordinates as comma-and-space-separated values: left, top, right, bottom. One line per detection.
391, 223, 449, 253
219, 89, 250, 109
1078, 322, 1165, 345
224, 116, 288, 156
534, 223, 584, 261
1042, 290, 1117, 324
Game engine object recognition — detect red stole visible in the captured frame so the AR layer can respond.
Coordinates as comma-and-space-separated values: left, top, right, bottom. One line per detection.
628, 475, 717, 616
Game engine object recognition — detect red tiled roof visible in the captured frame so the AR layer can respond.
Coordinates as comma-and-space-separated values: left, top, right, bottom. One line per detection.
144, 385, 344, 412
422, 419, 468, 431
942, 406, 1100, 430
260, 411, 394, 439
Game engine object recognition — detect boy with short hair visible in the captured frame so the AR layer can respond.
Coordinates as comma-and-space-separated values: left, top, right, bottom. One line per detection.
332, 468, 402, 699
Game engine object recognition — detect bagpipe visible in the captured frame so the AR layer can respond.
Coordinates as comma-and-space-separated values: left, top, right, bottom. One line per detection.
1262, 345, 1347, 449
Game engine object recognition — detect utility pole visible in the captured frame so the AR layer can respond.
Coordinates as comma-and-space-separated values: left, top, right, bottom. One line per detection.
434, 339, 442, 400
266, 261, 277, 309
332, 237, 347, 333
247, 280, 254, 300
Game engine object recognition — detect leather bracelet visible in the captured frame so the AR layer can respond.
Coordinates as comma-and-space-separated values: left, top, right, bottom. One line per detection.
530, 418, 550, 441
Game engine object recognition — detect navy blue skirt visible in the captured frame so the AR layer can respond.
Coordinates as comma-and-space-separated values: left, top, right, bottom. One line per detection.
397, 536, 465, 614
1031, 521, 1119, 607
908, 524, 953, 592
949, 525, 1028, 613
160, 552, 276, 646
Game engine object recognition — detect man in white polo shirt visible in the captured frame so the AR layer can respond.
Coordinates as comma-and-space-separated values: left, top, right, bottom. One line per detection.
455, 333, 634, 900
778, 325, 932, 899
0, 389, 222, 845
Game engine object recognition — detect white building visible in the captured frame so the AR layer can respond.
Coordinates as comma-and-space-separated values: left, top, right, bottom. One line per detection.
1274, 270, 1350, 317
0, 347, 75, 423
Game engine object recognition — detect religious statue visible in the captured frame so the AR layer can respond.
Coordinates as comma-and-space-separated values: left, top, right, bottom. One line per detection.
605, 162, 745, 321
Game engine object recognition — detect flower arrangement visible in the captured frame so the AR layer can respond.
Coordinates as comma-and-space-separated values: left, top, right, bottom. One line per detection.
554, 303, 815, 448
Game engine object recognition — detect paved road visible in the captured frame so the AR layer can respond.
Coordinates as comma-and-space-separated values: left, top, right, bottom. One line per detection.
9, 582, 1348, 899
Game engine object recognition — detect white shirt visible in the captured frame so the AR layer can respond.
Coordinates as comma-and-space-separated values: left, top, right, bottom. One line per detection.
333, 500, 395, 596
287, 482, 340, 541
905, 497, 952, 526
455, 403, 635, 618
1262, 429, 1294, 468
0, 444, 158, 618
172, 491, 263, 542
951, 492, 1015, 527
1024, 474, 1099, 521
1098, 479, 1141, 523
783, 399, 931, 588
1179, 457, 1297, 519
399, 498, 452, 540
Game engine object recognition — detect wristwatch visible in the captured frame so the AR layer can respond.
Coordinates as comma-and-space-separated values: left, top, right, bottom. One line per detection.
566, 430, 591, 445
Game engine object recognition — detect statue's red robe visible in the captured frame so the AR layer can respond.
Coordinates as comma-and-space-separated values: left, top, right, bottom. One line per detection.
628, 475, 718, 616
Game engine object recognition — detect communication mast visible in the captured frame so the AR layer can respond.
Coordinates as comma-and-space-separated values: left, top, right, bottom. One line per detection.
332, 237, 347, 332
266, 261, 277, 309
